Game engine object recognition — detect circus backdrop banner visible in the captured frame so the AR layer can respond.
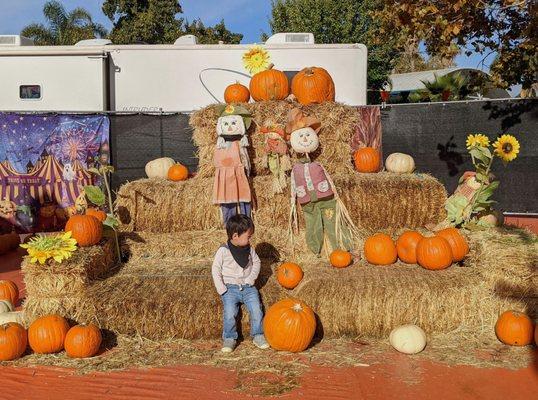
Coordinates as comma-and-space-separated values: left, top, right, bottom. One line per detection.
0, 114, 109, 233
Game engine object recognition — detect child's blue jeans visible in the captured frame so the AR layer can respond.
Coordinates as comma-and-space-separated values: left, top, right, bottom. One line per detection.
221, 283, 264, 340
221, 202, 251, 225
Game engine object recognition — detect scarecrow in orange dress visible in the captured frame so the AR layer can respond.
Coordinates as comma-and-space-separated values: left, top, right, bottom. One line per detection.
260, 122, 291, 195
213, 104, 253, 225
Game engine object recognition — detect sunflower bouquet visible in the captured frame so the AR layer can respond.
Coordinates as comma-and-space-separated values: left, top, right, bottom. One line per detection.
445, 133, 520, 227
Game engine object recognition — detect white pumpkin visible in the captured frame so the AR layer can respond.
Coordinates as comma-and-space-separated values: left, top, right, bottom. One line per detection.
0, 300, 14, 314
389, 324, 427, 354
145, 157, 176, 179
478, 210, 504, 227
0, 311, 26, 327
385, 153, 415, 173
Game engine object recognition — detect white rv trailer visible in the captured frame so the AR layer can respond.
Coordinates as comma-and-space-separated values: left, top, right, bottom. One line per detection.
0, 34, 367, 112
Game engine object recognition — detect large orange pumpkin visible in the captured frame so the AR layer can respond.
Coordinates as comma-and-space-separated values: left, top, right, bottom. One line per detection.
65, 214, 102, 247
0, 322, 27, 361
416, 236, 453, 270
276, 262, 304, 289
354, 147, 380, 173
64, 324, 102, 358
28, 314, 70, 354
263, 298, 316, 352
330, 249, 352, 268
396, 231, 424, 264
435, 228, 469, 262
249, 64, 289, 101
0, 280, 19, 306
85, 207, 106, 222
224, 81, 250, 103
364, 233, 397, 265
291, 67, 335, 105
167, 163, 189, 181
495, 311, 534, 346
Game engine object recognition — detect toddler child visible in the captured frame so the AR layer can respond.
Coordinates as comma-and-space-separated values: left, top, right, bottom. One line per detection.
211, 214, 269, 352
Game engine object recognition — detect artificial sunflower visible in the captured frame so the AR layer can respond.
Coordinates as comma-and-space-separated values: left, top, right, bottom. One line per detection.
466, 134, 490, 149
20, 231, 78, 264
493, 134, 520, 162
243, 45, 270, 75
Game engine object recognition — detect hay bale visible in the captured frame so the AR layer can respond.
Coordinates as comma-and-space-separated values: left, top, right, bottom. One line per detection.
116, 173, 446, 233
190, 101, 362, 179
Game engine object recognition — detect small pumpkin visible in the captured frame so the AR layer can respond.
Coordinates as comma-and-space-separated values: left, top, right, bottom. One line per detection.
416, 236, 453, 270
249, 64, 289, 101
385, 153, 415, 174
145, 157, 175, 179
478, 210, 504, 227
364, 233, 397, 265
85, 208, 106, 222
0, 311, 26, 326
28, 314, 70, 354
0, 322, 28, 361
224, 81, 250, 103
396, 231, 424, 264
276, 262, 303, 289
0, 300, 14, 314
495, 310, 534, 346
354, 147, 380, 173
0, 280, 19, 307
329, 249, 352, 268
389, 324, 427, 354
263, 298, 316, 353
291, 67, 335, 105
435, 228, 469, 262
0, 232, 20, 255
167, 163, 189, 181
65, 214, 102, 247
64, 324, 102, 358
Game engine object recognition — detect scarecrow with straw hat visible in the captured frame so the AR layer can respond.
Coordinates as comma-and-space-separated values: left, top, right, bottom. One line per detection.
213, 104, 253, 224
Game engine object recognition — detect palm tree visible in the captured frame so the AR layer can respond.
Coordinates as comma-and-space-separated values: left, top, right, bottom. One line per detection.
21, 1, 107, 45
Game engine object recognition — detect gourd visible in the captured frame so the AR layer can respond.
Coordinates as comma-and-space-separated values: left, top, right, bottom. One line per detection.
276, 262, 303, 289
389, 324, 427, 354
249, 64, 289, 101
224, 82, 250, 103
396, 231, 424, 264
364, 233, 397, 265
0, 280, 19, 306
65, 214, 102, 247
329, 249, 352, 268
64, 324, 102, 358
0, 300, 14, 314
28, 314, 70, 354
263, 298, 316, 352
385, 153, 415, 173
85, 208, 107, 222
353, 147, 380, 173
145, 157, 176, 179
291, 67, 335, 105
416, 236, 453, 270
495, 310, 534, 346
167, 163, 189, 181
0, 322, 28, 361
435, 228, 469, 262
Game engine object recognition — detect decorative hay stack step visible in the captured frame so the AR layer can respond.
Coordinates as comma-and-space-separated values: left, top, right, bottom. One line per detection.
116, 173, 446, 233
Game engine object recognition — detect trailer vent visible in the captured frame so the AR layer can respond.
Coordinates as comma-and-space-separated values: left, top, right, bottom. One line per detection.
0, 35, 34, 46
265, 33, 315, 45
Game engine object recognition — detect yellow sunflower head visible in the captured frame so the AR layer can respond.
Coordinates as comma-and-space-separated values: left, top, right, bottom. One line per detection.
20, 232, 78, 264
243, 45, 270, 75
493, 134, 520, 163
466, 134, 490, 149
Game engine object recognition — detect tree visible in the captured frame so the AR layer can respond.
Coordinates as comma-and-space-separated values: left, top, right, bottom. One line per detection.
392, 39, 458, 73
183, 19, 243, 44
374, 1, 537, 90
21, 1, 107, 45
266, 0, 401, 89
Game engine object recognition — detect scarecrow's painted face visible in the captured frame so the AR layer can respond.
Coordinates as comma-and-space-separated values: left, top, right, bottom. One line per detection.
217, 115, 246, 137
290, 127, 319, 154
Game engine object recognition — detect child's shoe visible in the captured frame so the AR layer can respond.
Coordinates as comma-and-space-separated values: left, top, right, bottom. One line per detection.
253, 334, 270, 349
221, 339, 237, 353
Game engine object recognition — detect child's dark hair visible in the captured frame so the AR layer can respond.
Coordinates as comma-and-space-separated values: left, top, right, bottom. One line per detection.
226, 214, 254, 240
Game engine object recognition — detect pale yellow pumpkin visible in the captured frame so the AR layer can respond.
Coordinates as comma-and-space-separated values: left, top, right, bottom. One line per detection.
389, 324, 427, 354
145, 157, 176, 179
0, 300, 14, 314
0, 311, 26, 327
385, 153, 415, 173
478, 210, 504, 227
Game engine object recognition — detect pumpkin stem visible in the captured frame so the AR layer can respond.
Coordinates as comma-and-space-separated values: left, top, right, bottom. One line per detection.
304, 67, 314, 75
267, 63, 274, 70
292, 303, 303, 312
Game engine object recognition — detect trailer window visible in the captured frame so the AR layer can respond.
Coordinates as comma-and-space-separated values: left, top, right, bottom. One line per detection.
20, 85, 41, 100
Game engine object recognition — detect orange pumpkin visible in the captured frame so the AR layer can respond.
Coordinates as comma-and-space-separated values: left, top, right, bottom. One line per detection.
416, 236, 453, 270
435, 228, 469, 262
249, 64, 289, 101
64, 324, 102, 358
330, 249, 352, 268
167, 163, 189, 181
224, 81, 250, 103
0, 280, 19, 307
276, 262, 303, 289
396, 231, 424, 264
85, 208, 106, 222
291, 67, 335, 105
263, 298, 316, 352
354, 147, 380, 173
0, 322, 27, 361
28, 314, 70, 354
495, 310, 534, 346
65, 214, 102, 247
364, 233, 397, 265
